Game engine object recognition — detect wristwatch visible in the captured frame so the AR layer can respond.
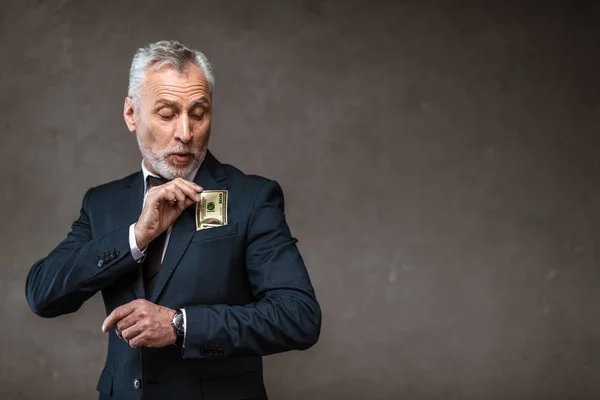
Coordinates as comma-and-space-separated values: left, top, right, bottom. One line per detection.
171, 309, 185, 348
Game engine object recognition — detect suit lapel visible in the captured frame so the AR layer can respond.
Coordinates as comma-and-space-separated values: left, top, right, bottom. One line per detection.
113, 172, 146, 299
150, 151, 228, 303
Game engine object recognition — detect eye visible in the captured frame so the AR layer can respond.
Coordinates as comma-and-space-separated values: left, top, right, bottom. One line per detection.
159, 114, 175, 120
191, 113, 204, 121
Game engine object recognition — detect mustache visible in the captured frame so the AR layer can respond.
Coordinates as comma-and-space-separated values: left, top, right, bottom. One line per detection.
160, 145, 201, 157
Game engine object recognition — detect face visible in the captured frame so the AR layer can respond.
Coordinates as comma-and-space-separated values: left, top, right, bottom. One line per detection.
123, 63, 212, 180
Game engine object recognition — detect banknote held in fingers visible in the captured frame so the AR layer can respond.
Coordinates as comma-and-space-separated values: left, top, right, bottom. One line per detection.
195, 190, 228, 230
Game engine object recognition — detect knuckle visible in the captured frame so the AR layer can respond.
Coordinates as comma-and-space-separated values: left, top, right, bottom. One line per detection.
135, 334, 144, 345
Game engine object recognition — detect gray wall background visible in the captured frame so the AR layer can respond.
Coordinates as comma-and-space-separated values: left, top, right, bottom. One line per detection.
1, 1, 599, 399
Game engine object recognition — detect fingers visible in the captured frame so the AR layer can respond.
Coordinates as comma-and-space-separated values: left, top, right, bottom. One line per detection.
120, 317, 161, 347
170, 178, 203, 205
115, 313, 139, 339
135, 178, 204, 247
174, 178, 203, 194
102, 301, 137, 332
121, 321, 145, 345
148, 178, 203, 209
162, 186, 187, 209
104, 303, 176, 349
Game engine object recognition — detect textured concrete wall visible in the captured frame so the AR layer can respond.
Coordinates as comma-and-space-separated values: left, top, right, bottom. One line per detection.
1, 1, 599, 399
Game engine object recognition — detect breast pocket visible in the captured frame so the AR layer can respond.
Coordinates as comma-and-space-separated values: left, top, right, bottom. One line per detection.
190, 222, 240, 243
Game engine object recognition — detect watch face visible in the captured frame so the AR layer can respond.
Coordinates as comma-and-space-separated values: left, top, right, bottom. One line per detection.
174, 313, 184, 331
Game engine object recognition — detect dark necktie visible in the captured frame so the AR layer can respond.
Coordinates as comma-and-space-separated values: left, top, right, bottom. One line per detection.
143, 175, 169, 299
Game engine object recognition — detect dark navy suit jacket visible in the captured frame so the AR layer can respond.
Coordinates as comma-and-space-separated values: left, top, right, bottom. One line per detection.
25, 151, 322, 400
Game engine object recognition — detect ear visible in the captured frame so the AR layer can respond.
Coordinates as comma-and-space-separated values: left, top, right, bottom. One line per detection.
123, 97, 136, 132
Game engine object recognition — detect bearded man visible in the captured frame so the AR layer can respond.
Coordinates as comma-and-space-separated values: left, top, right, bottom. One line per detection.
25, 40, 321, 400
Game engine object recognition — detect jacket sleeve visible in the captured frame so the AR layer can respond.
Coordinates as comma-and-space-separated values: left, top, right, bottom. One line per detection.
182, 180, 322, 359
25, 188, 140, 318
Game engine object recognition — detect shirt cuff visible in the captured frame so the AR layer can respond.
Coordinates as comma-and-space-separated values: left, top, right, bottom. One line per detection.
181, 308, 187, 348
129, 223, 146, 263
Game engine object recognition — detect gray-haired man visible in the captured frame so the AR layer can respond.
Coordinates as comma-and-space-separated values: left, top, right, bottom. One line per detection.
26, 40, 321, 400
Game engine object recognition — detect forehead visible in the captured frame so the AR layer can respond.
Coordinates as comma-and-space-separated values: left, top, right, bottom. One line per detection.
143, 63, 210, 102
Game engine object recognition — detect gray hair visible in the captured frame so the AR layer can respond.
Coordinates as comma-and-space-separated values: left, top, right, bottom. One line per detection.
128, 40, 215, 107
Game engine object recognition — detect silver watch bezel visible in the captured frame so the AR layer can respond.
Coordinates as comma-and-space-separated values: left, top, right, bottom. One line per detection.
172, 311, 184, 333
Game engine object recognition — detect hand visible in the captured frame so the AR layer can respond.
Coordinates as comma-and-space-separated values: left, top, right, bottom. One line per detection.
101, 299, 177, 348
135, 178, 203, 249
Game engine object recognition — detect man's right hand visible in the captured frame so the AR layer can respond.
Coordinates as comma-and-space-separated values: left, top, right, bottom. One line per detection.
134, 178, 203, 250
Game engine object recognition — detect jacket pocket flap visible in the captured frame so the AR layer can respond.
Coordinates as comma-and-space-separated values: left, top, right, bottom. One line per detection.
96, 368, 113, 396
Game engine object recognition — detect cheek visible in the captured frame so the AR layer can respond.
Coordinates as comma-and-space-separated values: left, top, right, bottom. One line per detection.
193, 120, 211, 141
141, 121, 173, 144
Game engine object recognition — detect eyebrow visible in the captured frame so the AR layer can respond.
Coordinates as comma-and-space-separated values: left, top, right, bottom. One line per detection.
155, 99, 179, 109
189, 96, 209, 108
155, 96, 209, 110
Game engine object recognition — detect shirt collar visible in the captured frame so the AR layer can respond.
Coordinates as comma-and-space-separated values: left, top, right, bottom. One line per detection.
141, 159, 202, 192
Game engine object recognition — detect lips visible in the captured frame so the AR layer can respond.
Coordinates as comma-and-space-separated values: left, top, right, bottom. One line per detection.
171, 153, 192, 163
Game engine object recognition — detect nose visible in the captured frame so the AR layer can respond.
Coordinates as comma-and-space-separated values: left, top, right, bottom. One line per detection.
174, 114, 192, 143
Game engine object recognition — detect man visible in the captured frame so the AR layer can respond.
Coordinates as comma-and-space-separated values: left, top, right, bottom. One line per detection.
25, 40, 321, 400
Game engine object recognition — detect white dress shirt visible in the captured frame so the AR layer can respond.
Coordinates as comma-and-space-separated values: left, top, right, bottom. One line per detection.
128, 160, 202, 345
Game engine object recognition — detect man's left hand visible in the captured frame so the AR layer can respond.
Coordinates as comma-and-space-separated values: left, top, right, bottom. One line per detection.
101, 299, 176, 348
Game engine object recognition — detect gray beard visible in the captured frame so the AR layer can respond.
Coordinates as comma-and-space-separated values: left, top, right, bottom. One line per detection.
137, 138, 205, 180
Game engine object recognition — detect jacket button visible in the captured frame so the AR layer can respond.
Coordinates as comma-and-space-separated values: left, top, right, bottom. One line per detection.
133, 378, 141, 390
97, 259, 104, 267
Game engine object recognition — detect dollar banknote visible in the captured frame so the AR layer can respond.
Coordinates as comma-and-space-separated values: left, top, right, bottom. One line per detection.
196, 190, 228, 230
